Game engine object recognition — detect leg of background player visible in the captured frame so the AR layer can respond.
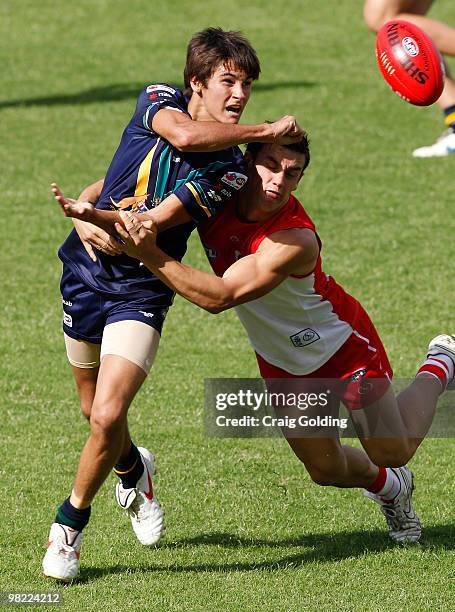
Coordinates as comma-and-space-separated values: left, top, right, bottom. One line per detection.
364, 0, 455, 156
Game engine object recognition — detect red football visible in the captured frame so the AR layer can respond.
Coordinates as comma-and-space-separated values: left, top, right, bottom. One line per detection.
376, 20, 445, 106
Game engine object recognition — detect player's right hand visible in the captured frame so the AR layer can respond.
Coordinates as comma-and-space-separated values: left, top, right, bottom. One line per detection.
52, 182, 94, 220
269, 116, 305, 144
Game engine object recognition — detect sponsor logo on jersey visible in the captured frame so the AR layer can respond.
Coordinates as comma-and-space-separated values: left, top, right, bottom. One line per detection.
203, 245, 218, 260
221, 172, 248, 190
62, 299, 73, 307
63, 312, 73, 328
290, 328, 320, 348
402, 36, 419, 57
146, 84, 176, 95
109, 194, 149, 213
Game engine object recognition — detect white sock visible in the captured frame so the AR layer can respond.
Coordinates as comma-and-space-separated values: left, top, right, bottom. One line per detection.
376, 468, 401, 501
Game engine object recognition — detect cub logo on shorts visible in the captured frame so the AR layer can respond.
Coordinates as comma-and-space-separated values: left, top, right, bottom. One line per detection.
350, 367, 367, 382
290, 328, 320, 348
221, 172, 248, 190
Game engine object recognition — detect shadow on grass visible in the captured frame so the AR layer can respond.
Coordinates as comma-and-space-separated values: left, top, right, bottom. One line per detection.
77, 524, 455, 583
0, 80, 317, 110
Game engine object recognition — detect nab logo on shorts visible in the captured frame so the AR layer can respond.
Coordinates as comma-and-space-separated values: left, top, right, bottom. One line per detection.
139, 311, 154, 319
290, 328, 320, 348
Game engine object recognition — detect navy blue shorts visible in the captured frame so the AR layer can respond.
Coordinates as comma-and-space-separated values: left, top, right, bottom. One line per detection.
60, 266, 168, 343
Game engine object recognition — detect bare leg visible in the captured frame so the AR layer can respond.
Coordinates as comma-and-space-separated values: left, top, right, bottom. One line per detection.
352, 373, 442, 466
286, 436, 380, 488
70, 365, 98, 420
70, 355, 146, 509
71, 365, 133, 457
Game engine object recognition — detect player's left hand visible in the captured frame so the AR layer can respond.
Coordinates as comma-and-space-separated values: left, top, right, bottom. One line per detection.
115, 210, 158, 259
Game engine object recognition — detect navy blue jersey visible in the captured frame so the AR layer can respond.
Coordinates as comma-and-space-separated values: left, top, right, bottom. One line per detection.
59, 83, 247, 303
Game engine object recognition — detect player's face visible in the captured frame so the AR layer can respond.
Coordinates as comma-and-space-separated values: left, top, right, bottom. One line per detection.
193, 63, 253, 123
247, 145, 306, 217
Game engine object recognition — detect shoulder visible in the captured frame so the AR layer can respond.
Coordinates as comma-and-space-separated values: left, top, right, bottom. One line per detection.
137, 83, 187, 109
258, 228, 319, 275
262, 227, 318, 253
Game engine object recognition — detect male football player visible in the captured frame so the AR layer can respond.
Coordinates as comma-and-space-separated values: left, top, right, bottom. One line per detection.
364, 0, 455, 157
43, 27, 304, 582
112, 137, 455, 544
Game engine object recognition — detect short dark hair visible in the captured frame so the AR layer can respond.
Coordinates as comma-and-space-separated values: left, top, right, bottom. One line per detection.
184, 27, 261, 96
246, 134, 311, 172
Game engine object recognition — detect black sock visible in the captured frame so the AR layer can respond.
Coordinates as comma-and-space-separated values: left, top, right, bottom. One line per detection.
113, 442, 144, 488
443, 104, 455, 133
55, 497, 91, 532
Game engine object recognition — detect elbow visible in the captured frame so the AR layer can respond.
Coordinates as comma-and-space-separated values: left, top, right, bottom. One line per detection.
202, 296, 234, 314
170, 127, 194, 152
203, 303, 229, 315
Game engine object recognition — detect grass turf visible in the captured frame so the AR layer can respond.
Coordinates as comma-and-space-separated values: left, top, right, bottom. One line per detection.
1, 0, 454, 610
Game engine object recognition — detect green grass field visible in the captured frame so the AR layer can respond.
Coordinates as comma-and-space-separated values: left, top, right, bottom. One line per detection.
1, 1, 455, 610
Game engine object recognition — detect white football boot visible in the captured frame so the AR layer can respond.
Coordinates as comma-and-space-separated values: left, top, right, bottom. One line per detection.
364, 467, 422, 543
426, 334, 455, 389
42, 523, 83, 581
115, 447, 165, 545
412, 129, 455, 157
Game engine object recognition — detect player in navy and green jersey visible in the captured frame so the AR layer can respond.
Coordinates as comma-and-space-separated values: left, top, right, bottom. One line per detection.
43, 27, 304, 583
58, 81, 248, 302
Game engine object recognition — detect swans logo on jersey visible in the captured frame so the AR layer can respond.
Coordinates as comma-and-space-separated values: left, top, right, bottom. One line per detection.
402, 37, 419, 57
221, 172, 247, 190
290, 328, 320, 348
146, 84, 176, 95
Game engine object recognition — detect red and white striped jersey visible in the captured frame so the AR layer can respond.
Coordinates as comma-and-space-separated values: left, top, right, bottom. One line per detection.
198, 195, 370, 374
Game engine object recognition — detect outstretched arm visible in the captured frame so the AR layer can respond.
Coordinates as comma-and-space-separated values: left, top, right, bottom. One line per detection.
53, 182, 193, 236
152, 110, 305, 152
52, 180, 124, 261
115, 211, 319, 313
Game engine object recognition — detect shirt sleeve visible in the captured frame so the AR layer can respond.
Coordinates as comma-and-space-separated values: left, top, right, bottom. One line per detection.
138, 83, 189, 132
172, 158, 248, 222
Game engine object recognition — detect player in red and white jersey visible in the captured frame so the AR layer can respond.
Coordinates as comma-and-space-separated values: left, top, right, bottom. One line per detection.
114, 138, 455, 544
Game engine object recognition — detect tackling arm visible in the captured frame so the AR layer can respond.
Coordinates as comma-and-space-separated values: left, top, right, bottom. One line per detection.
115, 211, 319, 313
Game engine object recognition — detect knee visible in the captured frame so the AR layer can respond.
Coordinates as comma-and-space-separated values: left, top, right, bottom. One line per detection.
366, 444, 412, 468
306, 462, 346, 487
90, 401, 126, 437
